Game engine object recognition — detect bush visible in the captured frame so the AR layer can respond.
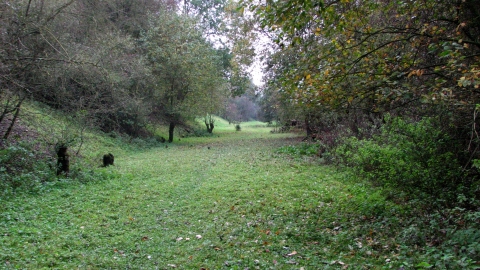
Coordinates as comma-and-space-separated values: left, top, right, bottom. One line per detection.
334, 115, 466, 204
235, 124, 241, 131
0, 142, 56, 193
0, 141, 114, 194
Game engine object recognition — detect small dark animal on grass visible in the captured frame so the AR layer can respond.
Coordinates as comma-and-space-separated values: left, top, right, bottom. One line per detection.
103, 153, 114, 167
57, 146, 69, 176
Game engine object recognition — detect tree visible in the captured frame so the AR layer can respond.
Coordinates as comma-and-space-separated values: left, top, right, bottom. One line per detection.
142, 10, 228, 142
0, 0, 77, 141
249, 0, 480, 151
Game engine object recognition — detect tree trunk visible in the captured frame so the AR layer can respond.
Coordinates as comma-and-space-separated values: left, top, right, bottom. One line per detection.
0, 100, 11, 124
168, 121, 175, 143
205, 120, 214, 133
304, 116, 317, 141
3, 98, 24, 141
305, 117, 313, 136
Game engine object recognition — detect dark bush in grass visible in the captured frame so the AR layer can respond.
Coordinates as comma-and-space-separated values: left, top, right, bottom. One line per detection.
334, 115, 468, 205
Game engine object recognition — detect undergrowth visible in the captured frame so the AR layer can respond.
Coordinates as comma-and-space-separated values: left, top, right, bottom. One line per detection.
333, 115, 475, 205
1, 109, 479, 269
280, 138, 480, 269
278, 115, 480, 269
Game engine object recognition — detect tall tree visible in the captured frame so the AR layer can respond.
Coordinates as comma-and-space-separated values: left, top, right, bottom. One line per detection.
142, 11, 228, 142
250, 0, 480, 145
0, 0, 76, 140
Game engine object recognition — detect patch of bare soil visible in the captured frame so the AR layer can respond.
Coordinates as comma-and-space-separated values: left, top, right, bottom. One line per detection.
0, 117, 39, 148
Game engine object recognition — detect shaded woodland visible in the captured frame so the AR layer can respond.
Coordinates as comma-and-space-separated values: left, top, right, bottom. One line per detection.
252, 0, 480, 207
0, 0, 256, 144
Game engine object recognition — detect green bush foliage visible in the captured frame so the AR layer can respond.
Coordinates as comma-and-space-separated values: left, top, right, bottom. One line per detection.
0, 141, 115, 194
276, 142, 320, 156
334, 116, 467, 203
0, 143, 55, 194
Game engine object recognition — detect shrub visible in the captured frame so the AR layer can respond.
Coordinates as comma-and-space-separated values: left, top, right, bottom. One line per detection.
235, 124, 241, 131
0, 141, 113, 194
334, 115, 466, 204
0, 142, 56, 193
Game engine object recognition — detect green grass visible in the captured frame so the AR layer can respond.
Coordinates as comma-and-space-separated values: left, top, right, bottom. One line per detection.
2, 117, 474, 269
0, 125, 396, 269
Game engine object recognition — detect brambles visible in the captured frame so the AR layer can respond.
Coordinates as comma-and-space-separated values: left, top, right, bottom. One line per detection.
334, 116, 467, 204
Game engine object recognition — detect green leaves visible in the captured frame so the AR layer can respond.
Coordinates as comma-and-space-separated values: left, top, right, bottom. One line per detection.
142, 10, 228, 119
250, 0, 480, 125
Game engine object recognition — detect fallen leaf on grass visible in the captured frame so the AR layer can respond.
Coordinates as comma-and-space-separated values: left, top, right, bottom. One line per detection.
113, 248, 124, 254
286, 251, 297, 256
331, 260, 347, 267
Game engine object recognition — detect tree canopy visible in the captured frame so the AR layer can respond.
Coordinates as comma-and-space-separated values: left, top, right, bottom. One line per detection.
1, 0, 258, 142
249, 0, 479, 147
142, 10, 229, 141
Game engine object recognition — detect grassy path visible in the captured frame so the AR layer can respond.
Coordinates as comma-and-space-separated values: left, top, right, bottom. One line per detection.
1, 125, 397, 269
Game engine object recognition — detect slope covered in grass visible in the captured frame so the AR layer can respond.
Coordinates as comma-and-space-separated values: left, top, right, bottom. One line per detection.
1, 119, 476, 269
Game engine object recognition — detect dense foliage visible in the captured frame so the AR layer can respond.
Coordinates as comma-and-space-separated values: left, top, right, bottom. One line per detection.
247, 0, 480, 206
335, 115, 470, 204
0, 0, 256, 143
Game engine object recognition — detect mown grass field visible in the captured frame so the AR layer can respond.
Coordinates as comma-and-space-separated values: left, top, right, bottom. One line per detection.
2, 119, 416, 269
